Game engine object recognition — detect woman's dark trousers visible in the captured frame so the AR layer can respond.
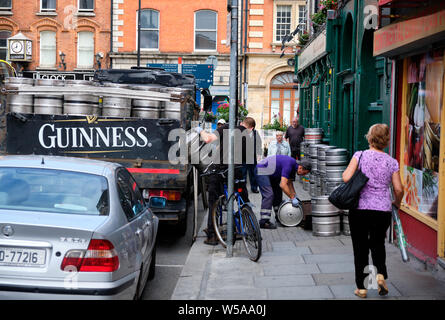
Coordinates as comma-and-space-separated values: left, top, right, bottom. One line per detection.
349, 209, 392, 290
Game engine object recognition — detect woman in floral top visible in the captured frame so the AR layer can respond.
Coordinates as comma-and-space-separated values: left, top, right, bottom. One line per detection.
342, 123, 404, 298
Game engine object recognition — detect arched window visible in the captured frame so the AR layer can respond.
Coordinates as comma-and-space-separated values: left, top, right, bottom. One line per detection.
195, 10, 217, 51
139, 9, 159, 50
270, 72, 299, 125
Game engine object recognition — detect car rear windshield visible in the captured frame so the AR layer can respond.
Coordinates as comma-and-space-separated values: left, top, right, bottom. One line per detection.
0, 167, 109, 216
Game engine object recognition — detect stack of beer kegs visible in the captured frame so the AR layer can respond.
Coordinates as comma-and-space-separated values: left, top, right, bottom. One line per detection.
311, 196, 341, 237
308, 143, 325, 198
317, 145, 336, 195
325, 148, 348, 195
303, 128, 323, 145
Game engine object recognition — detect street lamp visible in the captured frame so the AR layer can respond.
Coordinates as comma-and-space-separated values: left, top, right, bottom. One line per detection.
58, 51, 66, 71
95, 52, 104, 70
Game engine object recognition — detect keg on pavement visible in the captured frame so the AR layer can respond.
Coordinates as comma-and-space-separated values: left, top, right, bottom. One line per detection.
5, 77, 34, 113
311, 196, 341, 236
277, 200, 304, 227
64, 80, 100, 116
304, 128, 323, 145
131, 85, 165, 118
101, 83, 131, 117
34, 79, 64, 115
342, 210, 350, 236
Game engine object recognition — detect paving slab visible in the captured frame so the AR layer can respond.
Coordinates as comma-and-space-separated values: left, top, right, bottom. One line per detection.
294, 239, 345, 247
254, 275, 315, 288
268, 285, 334, 300
312, 273, 356, 286
303, 253, 354, 264
207, 273, 255, 290
309, 246, 353, 254
263, 263, 321, 276
258, 254, 306, 265
261, 247, 311, 257
317, 262, 356, 273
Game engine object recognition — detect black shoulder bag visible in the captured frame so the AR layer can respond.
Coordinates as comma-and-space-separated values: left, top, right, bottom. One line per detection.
328, 151, 369, 210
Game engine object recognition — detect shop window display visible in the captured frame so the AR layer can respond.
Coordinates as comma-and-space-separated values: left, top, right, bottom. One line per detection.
403, 50, 444, 219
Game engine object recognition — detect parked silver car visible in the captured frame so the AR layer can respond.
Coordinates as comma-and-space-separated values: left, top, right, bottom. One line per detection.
0, 155, 158, 299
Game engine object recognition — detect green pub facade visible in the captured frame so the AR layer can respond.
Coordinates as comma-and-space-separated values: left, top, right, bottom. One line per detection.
297, 0, 392, 154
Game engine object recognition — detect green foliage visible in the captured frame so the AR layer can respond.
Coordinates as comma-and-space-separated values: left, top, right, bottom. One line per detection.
262, 118, 287, 132
204, 111, 218, 122
217, 103, 249, 122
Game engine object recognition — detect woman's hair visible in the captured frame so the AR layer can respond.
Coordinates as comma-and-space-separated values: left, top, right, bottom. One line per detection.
366, 123, 390, 150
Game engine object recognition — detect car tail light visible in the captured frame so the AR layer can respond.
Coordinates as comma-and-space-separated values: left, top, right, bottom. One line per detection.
149, 189, 181, 201
61, 239, 119, 272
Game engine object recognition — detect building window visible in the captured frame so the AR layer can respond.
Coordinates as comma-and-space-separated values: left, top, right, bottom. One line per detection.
298, 5, 306, 30
39, 31, 56, 68
270, 72, 299, 125
0, 0, 11, 10
0, 30, 11, 60
139, 9, 159, 50
78, 0, 94, 11
41, 0, 56, 11
195, 10, 217, 51
275, 5, 291, 42
77, 31, 94, 69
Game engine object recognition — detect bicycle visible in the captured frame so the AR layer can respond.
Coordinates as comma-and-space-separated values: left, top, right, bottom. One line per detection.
201, 165, 262, 262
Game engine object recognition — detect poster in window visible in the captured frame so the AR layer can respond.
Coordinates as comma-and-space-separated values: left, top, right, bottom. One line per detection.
403, 50, 444, 219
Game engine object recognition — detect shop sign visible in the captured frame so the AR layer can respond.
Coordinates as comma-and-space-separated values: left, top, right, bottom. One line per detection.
374, 9, 445, 57
298, 30, 327, 72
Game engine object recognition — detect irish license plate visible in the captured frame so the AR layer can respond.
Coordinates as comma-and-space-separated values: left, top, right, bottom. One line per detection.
0, 247, 46, 267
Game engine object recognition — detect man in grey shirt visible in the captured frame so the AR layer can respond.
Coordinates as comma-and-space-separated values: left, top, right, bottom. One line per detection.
285, 117, 305, 160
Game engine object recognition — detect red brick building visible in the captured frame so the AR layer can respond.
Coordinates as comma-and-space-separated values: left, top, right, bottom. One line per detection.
110, 0, 231, 94
0, 0, 111, 76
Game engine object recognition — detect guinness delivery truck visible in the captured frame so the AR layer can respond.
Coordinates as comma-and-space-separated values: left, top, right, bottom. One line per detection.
0, 68, 206, 235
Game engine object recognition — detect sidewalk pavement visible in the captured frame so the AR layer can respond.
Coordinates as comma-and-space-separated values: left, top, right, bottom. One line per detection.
172, 181, 445, 300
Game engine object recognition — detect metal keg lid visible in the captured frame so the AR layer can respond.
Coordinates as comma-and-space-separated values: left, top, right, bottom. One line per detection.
130, 84, 164, 91
102, 82, 130, 89
326, 148, 348, 156
277, 201, 304, 227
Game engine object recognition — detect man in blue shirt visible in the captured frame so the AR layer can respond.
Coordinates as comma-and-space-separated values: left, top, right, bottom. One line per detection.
256, 155, 312, 229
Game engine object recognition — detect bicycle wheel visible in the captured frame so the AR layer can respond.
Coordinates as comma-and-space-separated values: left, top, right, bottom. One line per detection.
212, 195, 236, 247
239, 205, 262, 262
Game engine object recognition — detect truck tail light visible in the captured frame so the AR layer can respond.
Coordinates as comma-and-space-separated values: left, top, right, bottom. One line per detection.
148, 189, 181, 201
61, 239, 119, 272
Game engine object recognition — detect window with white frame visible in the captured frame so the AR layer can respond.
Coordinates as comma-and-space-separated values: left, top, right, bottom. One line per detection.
40, 31, 56, 68
298, 5, 306, 30
41, 0, 56, 11
275, 5, 291, 42
77, 31, 94, 69
0, 0, 11, 10
195, 10, 217, 51
79, 0, 94, 11
0, 30, 11, 60
139, 9, 159, 50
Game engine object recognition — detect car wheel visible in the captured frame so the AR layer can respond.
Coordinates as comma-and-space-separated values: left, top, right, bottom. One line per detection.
148, 244, 157, 280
